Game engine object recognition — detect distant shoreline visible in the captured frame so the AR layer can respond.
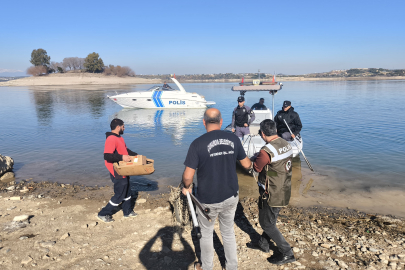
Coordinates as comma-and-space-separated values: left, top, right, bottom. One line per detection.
1, 73, 404, 87
180, 76, 405, 83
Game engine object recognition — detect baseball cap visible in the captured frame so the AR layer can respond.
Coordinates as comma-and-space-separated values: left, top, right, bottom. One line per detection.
283, 100, 291, 107
237, 96, 245, 102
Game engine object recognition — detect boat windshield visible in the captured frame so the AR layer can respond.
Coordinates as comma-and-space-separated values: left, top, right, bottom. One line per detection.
146, 85, 177, 91
147, 86, 161, 91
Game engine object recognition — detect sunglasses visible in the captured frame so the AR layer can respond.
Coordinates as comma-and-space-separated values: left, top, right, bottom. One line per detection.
258, 129, 261, 135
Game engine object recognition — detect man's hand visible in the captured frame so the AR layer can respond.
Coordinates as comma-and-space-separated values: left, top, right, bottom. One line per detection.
232, 128, 235, 133
244, 123, 248, 127
182, 166, 196, 196
182, 187, 192, 196
122, 155, 131, 162
291, 134, 296, 139
250, 152, 260, 161
240, 156, 252, 170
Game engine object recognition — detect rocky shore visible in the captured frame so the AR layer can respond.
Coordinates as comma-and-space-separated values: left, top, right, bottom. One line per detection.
0, 154, 14, 182
1, 180, 404, 270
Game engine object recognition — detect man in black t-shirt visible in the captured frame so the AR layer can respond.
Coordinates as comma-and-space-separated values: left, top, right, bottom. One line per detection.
182, 108, 252, 270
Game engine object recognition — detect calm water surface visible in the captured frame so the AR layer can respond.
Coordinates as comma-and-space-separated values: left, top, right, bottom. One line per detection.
1, 80, 404, 194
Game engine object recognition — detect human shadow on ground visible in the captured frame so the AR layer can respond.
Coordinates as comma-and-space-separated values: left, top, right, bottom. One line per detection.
130, 176, 158, 192
234, 201, 280, 254
139, 226, 196, 269
234, 202, 261, 242
187, 201, 264, 269
190, 228, 227, 269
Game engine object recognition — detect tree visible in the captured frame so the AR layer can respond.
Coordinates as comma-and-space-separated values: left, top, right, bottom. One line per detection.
62, 57, 73, 70
103, 65, 135, 77
30, 48, 50, 67
84, 52, 104, 73
27, 66, 48, 76
77, 58, 85, 70
50, 61, 64, 73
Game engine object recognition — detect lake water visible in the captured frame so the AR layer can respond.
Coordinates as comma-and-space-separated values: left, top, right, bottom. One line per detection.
1, 81, 405, 213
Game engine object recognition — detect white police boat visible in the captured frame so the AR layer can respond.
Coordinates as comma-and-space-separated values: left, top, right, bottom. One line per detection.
107, 77, 215, 109
228, 80, 303, 158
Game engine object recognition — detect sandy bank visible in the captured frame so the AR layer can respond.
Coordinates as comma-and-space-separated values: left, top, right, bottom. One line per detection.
1, 74, 405, 87
0, 73, 162, 87
1, 180, 404, 269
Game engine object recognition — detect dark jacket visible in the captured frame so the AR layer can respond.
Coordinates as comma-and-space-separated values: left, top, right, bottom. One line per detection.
274, 107, 302, 136
251, 103, 267, 110
231, 105, 255, 128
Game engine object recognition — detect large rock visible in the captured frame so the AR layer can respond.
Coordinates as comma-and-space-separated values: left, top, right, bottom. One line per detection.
0, 172, 15, 182
0, 154, 14, 178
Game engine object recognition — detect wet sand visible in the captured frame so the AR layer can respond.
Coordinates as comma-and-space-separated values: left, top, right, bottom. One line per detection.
238, 159, 405, 219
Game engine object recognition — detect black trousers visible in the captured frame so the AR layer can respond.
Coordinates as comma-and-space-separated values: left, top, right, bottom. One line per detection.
258, 187, 293, 256
98, 171, 132, 216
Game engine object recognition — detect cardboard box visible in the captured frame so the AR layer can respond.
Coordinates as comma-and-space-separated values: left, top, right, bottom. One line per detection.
131, 155, 146, 165
113, 155, 154, 176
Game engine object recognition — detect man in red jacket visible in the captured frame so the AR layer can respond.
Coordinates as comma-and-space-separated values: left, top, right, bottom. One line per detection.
98, 118, 138, 223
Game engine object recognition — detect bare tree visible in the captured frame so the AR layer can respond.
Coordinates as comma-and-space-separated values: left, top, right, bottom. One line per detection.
27, 66, 48, 76
50, 61, 64, 73
62, 57, 72, 71
71, 57, 78, 70
103, 65, 135, 77
62, 57, 86, 71
77, 58, 85, 70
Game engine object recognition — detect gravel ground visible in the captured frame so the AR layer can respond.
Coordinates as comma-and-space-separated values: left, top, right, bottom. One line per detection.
0, 180, 404, 270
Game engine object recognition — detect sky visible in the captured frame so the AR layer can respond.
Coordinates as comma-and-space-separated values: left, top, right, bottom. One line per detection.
1, 0, 404, 75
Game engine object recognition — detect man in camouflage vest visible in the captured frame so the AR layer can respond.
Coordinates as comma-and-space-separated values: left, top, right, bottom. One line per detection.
247, 119, 296, 265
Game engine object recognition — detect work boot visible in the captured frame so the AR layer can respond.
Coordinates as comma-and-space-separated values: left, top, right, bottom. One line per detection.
97, 215, 114, 223
268, 253, 295, 265
123, 211, 138, 218
246, 241, 270, 253
194, 262, 202, 270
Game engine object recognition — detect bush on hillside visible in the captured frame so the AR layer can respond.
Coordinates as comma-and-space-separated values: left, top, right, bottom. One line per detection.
103, 65, 135, 77
27, 66, 48, 76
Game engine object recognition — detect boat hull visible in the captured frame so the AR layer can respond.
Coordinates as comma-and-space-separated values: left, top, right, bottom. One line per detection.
225, 109, 302, 158
109, 90, 212, 109
241, 134, 302, 158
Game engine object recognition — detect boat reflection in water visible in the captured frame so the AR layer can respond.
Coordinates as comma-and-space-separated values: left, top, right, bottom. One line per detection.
111, 108, 206, 145
109, 108, 207, 193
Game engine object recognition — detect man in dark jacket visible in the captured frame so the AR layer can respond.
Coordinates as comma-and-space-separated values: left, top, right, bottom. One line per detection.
98, 118, 138, 223
162, 81, 173, 89
274, 100, 302, 141
231, 96, 255, 142
251, 98, 267, 110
